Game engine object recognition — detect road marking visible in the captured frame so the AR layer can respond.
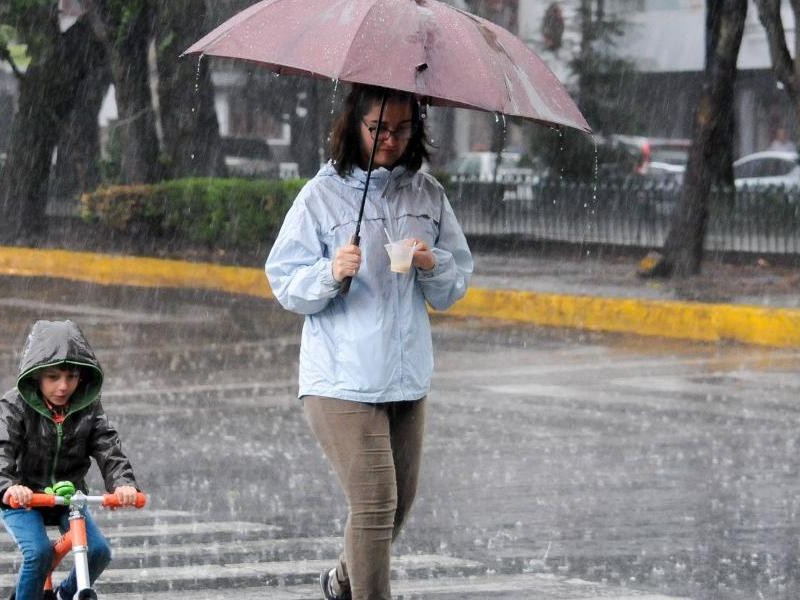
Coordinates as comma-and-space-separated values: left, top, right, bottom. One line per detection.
0, 507, 691, 599
102, 380, 298, 399
0, 554, 482, 590
100, 520, 282, 538
0, 299, 212, 324
95, 573, 691, 599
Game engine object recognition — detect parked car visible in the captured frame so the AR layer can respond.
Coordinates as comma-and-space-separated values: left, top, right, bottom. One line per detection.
637, 160, 685, 186
446, 151, 543, 201
733, 150, 800, 189
446, 151, 537, 183
597, 135, 690, 184
221, 136, 274, 178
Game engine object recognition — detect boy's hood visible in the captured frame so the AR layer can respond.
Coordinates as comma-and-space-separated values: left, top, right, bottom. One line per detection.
16, 320, 104, 416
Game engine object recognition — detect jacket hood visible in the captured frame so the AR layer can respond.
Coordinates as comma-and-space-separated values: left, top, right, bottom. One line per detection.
16, 320, 104, 416
320, 161, 413, 191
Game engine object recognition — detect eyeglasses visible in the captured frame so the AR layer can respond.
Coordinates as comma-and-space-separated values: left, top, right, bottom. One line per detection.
362, 120, 416, 142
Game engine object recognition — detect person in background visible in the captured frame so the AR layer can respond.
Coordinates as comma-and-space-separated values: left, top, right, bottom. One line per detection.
265, 84, 473, 600
769, 126, 795, 152
0, 319, 139, 600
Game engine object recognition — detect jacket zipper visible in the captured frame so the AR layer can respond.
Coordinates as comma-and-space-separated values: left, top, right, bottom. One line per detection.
50, 420, 63, 485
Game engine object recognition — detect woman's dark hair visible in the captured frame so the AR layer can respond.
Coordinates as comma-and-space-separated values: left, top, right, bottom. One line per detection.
330, 84, 430, 176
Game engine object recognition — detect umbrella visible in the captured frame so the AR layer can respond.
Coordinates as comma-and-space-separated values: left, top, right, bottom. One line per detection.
184, 0, 589, 133
183, 0, 591, 291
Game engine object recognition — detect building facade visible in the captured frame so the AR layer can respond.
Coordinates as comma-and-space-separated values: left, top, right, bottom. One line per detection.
514, 0, 796, 156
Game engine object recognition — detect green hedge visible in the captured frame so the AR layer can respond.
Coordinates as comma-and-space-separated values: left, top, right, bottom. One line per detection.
81, 178, 305, 248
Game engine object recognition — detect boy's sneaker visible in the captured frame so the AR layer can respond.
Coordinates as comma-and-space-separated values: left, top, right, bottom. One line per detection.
319, 567, 352, 600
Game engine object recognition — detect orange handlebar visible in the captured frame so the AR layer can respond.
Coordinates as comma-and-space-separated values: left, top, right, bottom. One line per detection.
8, 493, 59, 509
102, 492, 147, 509
7, 492, 147, 509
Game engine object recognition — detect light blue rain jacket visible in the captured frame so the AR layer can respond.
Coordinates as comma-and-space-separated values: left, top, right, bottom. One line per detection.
265, 161, 473, 403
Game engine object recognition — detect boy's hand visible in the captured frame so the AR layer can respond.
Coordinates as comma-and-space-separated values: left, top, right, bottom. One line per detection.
113, 485, 138, 506
3, 485, 33, 507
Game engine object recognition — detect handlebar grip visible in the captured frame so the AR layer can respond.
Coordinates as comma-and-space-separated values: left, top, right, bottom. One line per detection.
8, 493, 59, 509
102, 492, 147, 509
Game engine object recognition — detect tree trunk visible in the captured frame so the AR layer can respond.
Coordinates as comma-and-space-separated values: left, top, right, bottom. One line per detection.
86, 0, 161, 184
653, 0, 747, 277
51, 35, 110, 205
290, 80, 325, 178
0, 18, 95, 243
155, 0, 226, 178
754, 0, 800, 140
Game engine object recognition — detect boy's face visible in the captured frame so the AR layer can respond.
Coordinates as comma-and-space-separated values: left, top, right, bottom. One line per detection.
38, 367, 80, 407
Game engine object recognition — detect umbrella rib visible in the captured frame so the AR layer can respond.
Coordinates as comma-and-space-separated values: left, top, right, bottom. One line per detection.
336, 2, 391, 83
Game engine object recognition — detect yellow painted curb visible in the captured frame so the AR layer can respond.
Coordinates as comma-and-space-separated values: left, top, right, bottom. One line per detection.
0, 246, 798, 348
0, 246, 271, 299
440, 287, 800, 348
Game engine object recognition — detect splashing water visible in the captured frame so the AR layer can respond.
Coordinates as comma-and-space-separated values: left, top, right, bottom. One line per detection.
330, 79, 340, 117
189, 55, 205, 164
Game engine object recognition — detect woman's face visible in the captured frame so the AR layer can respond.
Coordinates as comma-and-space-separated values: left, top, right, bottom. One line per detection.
359, 98, 414, 169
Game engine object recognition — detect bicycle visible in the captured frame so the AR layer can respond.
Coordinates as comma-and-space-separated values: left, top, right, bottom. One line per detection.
7, 483, 147, 600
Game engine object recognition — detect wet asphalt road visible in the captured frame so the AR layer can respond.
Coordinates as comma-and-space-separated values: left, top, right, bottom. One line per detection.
1, 275, 800, 599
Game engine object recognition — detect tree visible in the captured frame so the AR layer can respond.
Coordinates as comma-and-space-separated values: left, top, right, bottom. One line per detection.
644, 0, 746, 277
287, 79, 327, 177
50, 30, 110, 204
155, 0, 226, 179
84, 0, 161, 184
530, 0, 640, 180
0, 3, 99, 243
753, 0, 800, 139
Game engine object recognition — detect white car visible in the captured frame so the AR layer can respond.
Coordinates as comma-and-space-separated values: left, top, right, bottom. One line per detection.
446, 151, 535, 183
733, 150, 800, 189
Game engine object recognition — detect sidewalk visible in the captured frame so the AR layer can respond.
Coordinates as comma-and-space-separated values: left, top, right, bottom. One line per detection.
471, 249, 800, 308
0, 244, 798, 348
452, 248, 800, 347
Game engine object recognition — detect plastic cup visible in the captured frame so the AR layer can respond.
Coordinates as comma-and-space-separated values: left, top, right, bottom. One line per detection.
384, 240, 415, 273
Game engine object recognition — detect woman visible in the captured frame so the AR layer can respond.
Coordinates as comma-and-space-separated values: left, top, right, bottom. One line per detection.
265, 84, 473, 600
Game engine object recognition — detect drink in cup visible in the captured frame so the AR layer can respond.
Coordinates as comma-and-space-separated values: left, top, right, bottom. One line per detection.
384, 240, 416, 273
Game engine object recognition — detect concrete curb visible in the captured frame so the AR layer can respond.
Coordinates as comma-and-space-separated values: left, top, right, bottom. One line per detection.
1, 246, 799, 348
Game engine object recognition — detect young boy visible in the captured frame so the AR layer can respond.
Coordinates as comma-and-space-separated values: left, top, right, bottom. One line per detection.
0, 319, 139, 600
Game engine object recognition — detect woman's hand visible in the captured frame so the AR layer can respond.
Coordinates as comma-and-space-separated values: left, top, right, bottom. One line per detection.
113, 485, 139, 506
3, 485, 33, 507
332, 243, 362, 282
410, 239, 436, 271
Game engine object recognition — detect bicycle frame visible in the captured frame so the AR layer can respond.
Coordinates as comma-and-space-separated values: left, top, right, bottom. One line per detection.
10, 491, 146, 599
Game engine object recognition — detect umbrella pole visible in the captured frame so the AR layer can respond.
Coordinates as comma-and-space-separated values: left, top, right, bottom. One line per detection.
340, 91, 388, 296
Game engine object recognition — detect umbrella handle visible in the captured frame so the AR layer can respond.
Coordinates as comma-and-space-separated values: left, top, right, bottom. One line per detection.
339, 92, 387, 298
339, 234, 361, 296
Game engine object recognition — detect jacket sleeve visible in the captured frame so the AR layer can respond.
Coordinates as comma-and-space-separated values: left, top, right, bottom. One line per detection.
265, 195, 342, 315
0, 395, 23, 498
88, 402, 138, 492
416, 194, 473, 311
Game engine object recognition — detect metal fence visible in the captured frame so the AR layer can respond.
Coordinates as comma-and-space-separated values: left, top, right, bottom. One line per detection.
445, 178, 800, 255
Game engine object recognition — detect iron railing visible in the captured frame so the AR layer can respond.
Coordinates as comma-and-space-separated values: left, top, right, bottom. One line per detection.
445, 178, 800, 255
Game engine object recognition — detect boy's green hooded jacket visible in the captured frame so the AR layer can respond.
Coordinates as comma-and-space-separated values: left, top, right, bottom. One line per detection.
0, 320, 137, 504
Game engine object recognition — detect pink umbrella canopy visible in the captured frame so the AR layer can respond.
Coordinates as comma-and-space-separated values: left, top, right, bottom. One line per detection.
183, 0, 591, 134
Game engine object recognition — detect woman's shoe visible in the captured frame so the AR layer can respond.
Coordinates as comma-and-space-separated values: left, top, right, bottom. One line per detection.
319, 567, 352, 600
